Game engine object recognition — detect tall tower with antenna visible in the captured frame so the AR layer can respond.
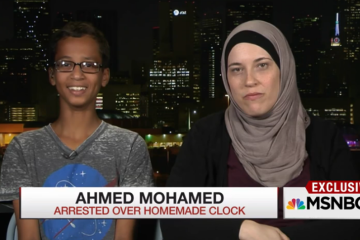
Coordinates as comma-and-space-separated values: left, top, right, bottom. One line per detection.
331, 13, 341, 47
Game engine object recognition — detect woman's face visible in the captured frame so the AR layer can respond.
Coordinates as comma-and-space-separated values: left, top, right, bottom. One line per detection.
227, 43, 280, 117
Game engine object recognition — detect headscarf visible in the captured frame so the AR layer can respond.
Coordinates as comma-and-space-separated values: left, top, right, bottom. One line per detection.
222, 20, 310, 187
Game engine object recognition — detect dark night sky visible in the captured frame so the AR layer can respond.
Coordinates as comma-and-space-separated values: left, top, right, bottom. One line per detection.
0, 0, 335, 71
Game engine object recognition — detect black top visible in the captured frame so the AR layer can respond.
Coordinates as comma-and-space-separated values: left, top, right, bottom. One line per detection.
160, 111, 360, 240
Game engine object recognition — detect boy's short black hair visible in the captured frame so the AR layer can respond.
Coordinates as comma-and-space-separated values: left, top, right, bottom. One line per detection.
49, 21, 110, 68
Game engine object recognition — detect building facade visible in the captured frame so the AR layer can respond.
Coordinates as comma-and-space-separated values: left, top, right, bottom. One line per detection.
292, 15, 322, 96
14, 0, 51, 71
149, 1, 201, 129
200, 12, 224, 100
319, 13, 348, 97
0, 104, 38, 122
336, 0, 360, 62
226, 1, 273, 36
0, 41, 35, 103
77, 10, 119, 72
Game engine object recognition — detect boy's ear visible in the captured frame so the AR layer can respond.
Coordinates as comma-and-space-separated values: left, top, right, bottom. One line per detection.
48, 68, 56, 86
101, 68, 110, 87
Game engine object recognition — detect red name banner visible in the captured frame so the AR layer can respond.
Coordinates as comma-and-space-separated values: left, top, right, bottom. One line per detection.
306, 181, 360, 194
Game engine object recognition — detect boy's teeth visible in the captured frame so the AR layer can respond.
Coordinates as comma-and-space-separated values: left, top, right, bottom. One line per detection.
69, 87, 86, 90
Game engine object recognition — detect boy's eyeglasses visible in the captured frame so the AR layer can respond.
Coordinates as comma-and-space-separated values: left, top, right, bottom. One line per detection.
54, 60, 103, 73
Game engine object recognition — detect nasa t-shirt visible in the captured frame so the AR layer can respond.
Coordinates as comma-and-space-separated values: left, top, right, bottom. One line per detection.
0, 121, 154, 240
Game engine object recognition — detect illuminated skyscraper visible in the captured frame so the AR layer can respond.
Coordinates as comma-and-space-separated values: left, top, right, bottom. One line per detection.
0, 104, 38, 122
200, 12, 223, 100
149, 59, 192, 128
149, 1, 200, 128
13, 0, 51, 71
331, 13, 341, 47
8, 105, 38, 122
100, 84, 141, 117
336, 0, 360, 62
333, 0, 360, 98
319, 13, 348, 97
115, 93, 140, 118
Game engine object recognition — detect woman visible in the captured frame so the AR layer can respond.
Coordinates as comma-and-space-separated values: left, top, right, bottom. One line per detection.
160, 20, 359, 240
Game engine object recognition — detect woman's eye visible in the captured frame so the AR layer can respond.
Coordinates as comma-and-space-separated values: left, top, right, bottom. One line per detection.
231, 68, 242, 73
258, 63, 268, 68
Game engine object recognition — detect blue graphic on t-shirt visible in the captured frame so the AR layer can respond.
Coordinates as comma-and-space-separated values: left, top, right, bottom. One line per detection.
42, 164, 113, 240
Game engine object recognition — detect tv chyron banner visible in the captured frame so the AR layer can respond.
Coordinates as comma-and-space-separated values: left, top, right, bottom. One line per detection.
284, 181, 360, 219
20, 187, 278, 219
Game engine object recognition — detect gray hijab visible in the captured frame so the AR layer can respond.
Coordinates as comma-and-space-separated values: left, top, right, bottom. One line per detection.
222, 20, 310, 187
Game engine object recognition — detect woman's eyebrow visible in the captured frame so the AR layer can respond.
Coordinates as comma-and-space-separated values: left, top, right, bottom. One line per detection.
254, 57, 272, 63
228, 62, 242, 68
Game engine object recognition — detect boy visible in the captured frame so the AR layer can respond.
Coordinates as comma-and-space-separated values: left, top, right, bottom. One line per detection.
0, 22, 154, 240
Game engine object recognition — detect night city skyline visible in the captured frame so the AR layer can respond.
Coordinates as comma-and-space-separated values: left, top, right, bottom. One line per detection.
0, 0, 335, 71
1, 1, 360, 239
0, 0, 360, 137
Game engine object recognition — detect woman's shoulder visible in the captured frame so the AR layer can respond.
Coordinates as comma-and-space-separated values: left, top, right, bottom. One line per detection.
193, 110, 226, 131
307, 114, 338, 135
306, 114, 345, 152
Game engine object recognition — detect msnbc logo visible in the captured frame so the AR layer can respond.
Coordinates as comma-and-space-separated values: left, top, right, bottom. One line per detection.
287, 198, 305, 210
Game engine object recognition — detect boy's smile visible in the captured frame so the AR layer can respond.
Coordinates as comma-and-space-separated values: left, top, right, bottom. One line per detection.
67, 86, 88, 96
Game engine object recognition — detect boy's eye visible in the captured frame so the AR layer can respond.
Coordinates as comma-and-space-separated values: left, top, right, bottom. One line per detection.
60, 61, 71, 67
82, 62, 97, 68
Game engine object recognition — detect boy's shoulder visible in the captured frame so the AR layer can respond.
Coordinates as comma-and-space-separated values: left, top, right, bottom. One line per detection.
5, 127, 49, 153
12, 127, 49, 145
100, 122, 140, 142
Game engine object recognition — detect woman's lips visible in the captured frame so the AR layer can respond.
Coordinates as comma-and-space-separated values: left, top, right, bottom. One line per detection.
244, 93, 264, 101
